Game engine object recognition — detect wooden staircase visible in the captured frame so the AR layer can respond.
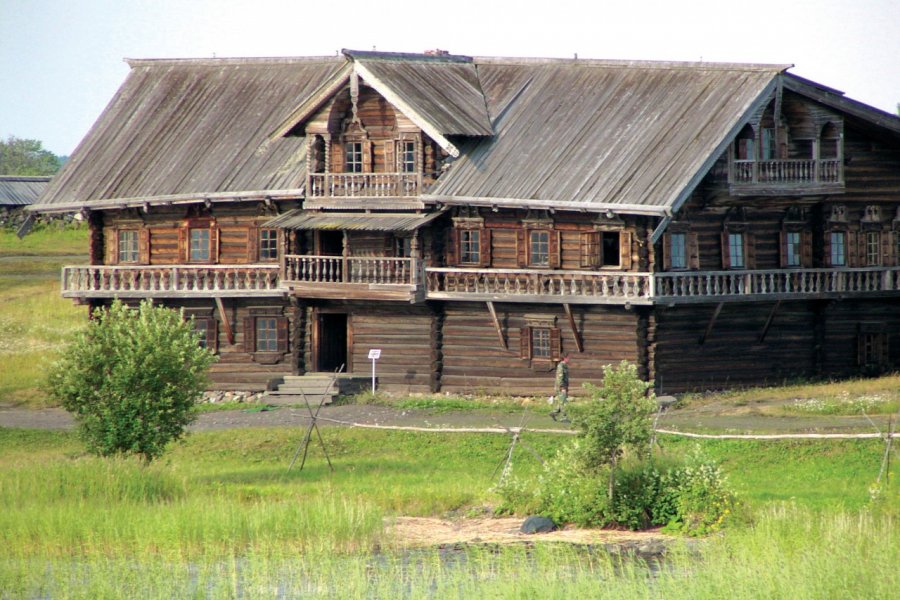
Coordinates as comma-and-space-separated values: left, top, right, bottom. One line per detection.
263, 374, 370, 406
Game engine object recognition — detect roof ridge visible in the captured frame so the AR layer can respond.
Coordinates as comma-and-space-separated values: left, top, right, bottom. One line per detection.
125, 56, 344, 68
472, 56, 792, 72
342, 49, 473, 63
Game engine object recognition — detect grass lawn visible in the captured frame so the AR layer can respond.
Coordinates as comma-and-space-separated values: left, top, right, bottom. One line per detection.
0, 426, 896, 598
0, 226, 88, 406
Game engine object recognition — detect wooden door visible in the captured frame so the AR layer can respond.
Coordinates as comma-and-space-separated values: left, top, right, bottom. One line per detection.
317, 313, 348, 372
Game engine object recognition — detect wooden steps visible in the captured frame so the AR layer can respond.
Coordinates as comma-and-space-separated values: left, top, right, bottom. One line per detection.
263, 374, 371, 406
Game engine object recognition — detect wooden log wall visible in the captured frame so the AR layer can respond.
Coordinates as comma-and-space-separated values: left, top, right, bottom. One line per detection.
100, 204, 281, 266
653, 301, 818, 393
440, 302, 640, 396
342, 302, 434, 392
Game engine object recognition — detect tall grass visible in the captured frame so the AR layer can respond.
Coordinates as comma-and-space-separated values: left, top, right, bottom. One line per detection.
0, 506, 895, 598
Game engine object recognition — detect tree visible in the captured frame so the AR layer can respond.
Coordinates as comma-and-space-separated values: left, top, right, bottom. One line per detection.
47, 300, 216, 463
0, 135, 62, 175
569, 361, 656, 500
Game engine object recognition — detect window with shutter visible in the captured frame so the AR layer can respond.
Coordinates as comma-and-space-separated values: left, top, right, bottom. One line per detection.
118, 230, 139, 263
259, 229, 278, 262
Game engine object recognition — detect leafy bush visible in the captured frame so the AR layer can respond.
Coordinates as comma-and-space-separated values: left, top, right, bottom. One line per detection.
47, 300, 216, 463
533, 442, 610, 526
667, 448, 738, 535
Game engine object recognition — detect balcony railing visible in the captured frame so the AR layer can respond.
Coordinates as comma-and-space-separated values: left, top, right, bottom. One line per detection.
426, 268, 652, 304
307, 173, 422, 198
729, 158, 843, 187
61, 265, 282, 298
283, 255, 420, 286
654, 267, 900, 302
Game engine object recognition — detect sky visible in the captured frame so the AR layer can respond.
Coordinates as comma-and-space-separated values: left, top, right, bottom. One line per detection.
1, 0, 898, 157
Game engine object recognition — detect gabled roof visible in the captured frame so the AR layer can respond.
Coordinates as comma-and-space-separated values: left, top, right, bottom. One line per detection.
426, 58, 788, 216
0, 176, 51, 206
32, 51, 900, 217
36, 57, 345, 211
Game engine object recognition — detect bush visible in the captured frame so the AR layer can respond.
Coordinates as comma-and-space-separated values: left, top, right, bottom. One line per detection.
666, 448, 738, 535
47, 300, 216, 463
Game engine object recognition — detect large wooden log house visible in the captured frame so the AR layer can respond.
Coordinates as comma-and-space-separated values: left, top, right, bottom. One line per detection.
31, 50, 900, 395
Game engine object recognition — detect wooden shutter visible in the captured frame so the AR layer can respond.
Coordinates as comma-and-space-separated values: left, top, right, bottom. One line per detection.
745, 233, 757, 269
276, 317, 289, 354
661, 233, 672, 271
362, 140, 373, 173
480, 228, 492, 267
248, 227, 260, 262
881, 229, 891, 266
824, 231, 834, 266
581, 231, 600, 268
516, 229, 528, 267
550, 328, 561, 361
243, 317, 256, 353
446, 228, 459, 266
206, 318, 218, 353
519, 326, 532, 359
800, 231, 813, 268
138, 228, 150, 265
178, 226, 189, 263
105, 227, 118, 265
720, 231, 731, 269
548, 230, 561, 268
619, 231, 633, 270
384, 140, 395, 172
209, 225, 220, 264
688, 232, 700, 270
779, 231, 788, 268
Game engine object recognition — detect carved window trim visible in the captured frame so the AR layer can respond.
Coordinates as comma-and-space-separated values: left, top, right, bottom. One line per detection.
244, 307, 288, 364
519, 315, 561, 362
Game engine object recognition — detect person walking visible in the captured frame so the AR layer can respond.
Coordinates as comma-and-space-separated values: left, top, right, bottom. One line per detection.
550, 353, 570, 422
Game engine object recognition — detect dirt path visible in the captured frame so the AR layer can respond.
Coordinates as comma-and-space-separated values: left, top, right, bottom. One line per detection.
0, 401, 887, 435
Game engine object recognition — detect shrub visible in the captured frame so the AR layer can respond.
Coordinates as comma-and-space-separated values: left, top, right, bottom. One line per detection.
569, 361, 656, 499
667, 448, 738, 535
46, 300, 216, 463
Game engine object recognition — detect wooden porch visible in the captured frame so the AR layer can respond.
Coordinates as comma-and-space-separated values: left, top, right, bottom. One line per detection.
61, 265, 282, 298
728, 158, 844, 195
281, 255, 423, 301
425, 267, 653, 305
653, 267, 900, 303
307, 173, 422, 198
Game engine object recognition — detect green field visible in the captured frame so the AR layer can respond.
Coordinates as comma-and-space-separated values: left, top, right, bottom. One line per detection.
0, 427, 896, 598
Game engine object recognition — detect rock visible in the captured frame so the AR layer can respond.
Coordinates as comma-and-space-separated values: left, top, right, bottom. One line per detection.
520, 515, 557, 534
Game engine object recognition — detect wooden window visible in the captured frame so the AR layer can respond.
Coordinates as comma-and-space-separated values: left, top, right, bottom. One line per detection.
728, 233, 745, 269
662, 231, 698, 271
191, 317, 218, 352
399, 140, 416, 173
782, 231, 801, 267
530, 230, 550, 266
460, 229, 482, 265
519, 326, 561, 361
345, 142, 363, 173
669, 233, 687, 269
761, 128, 776, 160
117, 230, 139, 263
255, 317, 278, 352
829, 231, 847, 266
865, 231, 881, 266
244, 313, 289, 360
394, 236, 411, 258
259, 229, 278, 262
858, 329, 889, 371
189, 229, 210, 262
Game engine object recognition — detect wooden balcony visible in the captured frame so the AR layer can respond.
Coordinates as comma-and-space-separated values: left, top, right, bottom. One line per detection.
282, 255, 422, 301
654, 267, 900, 303
728, 158, 844, 195
61, 265, 283, 299
307, 173, 422, 198
425, 268, 653, 305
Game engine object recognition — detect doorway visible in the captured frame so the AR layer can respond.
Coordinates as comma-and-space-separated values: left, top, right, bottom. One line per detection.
317, 313, 348, 372
318, 231, 344, 256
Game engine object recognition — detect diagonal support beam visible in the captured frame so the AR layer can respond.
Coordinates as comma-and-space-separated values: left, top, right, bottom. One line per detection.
214, 297, 235, 345
562, 303, 584, 353
698, 302, 724, 346
486, 301, 507, 350
758, 300, 781, 343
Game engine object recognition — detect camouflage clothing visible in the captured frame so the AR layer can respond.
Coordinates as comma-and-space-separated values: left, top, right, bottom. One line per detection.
551, 359, 569, 420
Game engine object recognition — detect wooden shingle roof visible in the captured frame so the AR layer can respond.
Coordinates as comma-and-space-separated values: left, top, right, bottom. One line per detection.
0, 176, 51, 206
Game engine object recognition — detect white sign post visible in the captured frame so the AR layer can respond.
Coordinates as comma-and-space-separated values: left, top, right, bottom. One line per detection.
367, 349, 381, 393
